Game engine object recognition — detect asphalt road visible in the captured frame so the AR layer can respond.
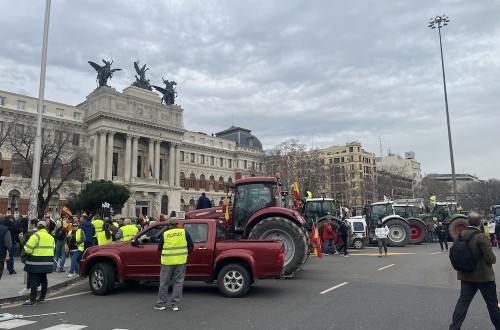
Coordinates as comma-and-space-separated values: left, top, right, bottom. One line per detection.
2, 242, 500, 330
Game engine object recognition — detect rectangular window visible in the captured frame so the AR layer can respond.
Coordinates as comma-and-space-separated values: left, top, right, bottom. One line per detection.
200, 138, 205, 144
17, 100, 26, 110
219, 157, 224, 167
228, 159, 232, 168
244, 160, 247, 169
54, 131, 62, 144
72, 133, 80, 146
190, 153, 195, 163
228, 143, 232, 149
0, 96, 5, 106
190, 136, 195, 143
210, 156, 214, 165
37, 103, 46, 114
15, 124, 24, 137
56, 108, 64, 117
73, 112, 81, 120
180, 151, 184, 161
210, 140, 214, 146
219, 142, 223, 148
112, 153, 118, 177
200, 155, 205, 164
349, 146, 353, 152
137, 156, 142, 178
159, 159, 163, 180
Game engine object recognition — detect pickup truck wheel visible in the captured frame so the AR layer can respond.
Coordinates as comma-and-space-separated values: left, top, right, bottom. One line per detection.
217, 264, 250, 298
89, 263, 115, 295
248, 217, 307, 277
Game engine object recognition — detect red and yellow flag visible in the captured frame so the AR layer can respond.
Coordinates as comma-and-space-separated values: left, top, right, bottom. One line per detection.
292, 179, 300, 211
224, 193, 229, 222
61, 206, 72, 216
310, 223, 323, 259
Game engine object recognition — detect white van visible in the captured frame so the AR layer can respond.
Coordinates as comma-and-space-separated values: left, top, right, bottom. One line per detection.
346, 216, 368, 249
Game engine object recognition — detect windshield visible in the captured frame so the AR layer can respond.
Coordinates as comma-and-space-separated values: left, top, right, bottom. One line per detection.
303, 201, 337, 227
493, 207, 500, 217
370, 204, 393, 224
232, 182, 274, 231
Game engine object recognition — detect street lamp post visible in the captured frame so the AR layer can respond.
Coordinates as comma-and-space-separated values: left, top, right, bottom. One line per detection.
428, 15, 458, 203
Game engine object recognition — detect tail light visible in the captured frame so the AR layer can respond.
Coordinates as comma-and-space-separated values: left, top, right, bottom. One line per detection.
276, 244, 285, 265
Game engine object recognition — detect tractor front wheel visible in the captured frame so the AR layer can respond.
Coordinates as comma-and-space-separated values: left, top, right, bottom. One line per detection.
408, 219, 426, 245
385, 219, 411, 247
448, 217, 468, 241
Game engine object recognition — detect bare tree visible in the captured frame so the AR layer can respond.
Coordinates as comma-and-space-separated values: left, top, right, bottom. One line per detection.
460, 179, 500, 214
417, 177, 452, 203
7, 117, 90, 218
377, 165, 414, 200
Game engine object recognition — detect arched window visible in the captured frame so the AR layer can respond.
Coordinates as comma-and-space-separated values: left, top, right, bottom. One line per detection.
49, 193, 60, 215
189, 199, 196, 211
189, 173, 195, 189
180, 198, 185, 212
218, 176, 224, 192
180, 172, 185, 188
200, 174, 206, 190
209, 175, 215, 191
8, 189, 20, 214
11, 153, 23, 175
228, 177, 233, 186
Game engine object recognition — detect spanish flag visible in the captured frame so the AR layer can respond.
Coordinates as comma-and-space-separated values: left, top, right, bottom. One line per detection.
310, 223, 322, 259
224, 193, 229, 222
61, 206, 72, 216
292, 179, 300, 211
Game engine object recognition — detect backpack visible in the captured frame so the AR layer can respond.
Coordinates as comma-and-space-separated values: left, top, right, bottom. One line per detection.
54, 222, 67, 241
449, 231, 481, 273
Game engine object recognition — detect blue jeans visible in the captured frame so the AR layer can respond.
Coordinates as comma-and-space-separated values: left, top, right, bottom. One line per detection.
322, 239, 338, 254
7, 244, 16, 273
69, 250, 82, 274
53, 239, 68, 271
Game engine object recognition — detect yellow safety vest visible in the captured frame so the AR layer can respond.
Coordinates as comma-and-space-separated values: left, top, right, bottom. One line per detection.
161, 228, 188, 266
97, 231, 113, 245
23, 229, 55, 272
120, 224, 139, 242
112, 222, 119, 227
430, 195, 436, 205
92, 219, 104, 237
70, 228, 85, 252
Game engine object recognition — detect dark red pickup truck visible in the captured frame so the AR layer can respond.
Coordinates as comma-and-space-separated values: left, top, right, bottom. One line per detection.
79, 219, 284, 297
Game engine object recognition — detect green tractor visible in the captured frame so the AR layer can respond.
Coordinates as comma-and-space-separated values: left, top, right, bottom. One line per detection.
418, 202, 469, 241
393, 204, 427, 245
364, 201, 411, 247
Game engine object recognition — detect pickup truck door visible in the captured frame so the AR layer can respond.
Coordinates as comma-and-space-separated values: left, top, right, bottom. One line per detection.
122, 225, 166, 279
182, 222, 213, 278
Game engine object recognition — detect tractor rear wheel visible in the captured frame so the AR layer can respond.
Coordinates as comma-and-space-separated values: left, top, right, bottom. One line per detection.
248, 217, 307, 276
408, 219, 426, 245
385, 219, 411, 247
317, 216, 344, 250
448, 217, 468, 241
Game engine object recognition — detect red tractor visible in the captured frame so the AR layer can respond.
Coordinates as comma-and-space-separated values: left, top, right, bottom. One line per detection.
185, 176, 308, 276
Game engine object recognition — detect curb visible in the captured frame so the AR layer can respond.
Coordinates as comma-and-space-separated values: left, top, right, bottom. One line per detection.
0, 277, 84, 306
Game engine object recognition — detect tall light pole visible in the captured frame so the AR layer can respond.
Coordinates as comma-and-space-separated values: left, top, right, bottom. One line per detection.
29, 0, 52, 219
428, 15, 458, 203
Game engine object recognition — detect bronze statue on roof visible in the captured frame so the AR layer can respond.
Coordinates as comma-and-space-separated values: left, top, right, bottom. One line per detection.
153, 77, 177, 105
88, 59, 121, 87
132, 61, 152, 90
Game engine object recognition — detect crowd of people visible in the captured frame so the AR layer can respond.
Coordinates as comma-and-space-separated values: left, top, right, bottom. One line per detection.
0, 211, 174, 306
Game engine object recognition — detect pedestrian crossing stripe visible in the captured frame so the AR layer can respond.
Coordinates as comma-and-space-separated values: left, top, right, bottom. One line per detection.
0, 320, 130, 330
344, 252, 416, 256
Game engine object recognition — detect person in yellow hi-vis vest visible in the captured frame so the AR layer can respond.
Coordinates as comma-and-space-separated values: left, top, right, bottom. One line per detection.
22, 221, 55, 306
115, 219, 139, 242
97, 223, 113, 245
154, 217, 194, 311
91, 217, 104, 246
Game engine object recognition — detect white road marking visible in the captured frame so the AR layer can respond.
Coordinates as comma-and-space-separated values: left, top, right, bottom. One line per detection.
430, 252, 442, 255
40, 325, 87, 330
0, 319, 37, 329
378, 264, 395, 271
320, 282, 349, 294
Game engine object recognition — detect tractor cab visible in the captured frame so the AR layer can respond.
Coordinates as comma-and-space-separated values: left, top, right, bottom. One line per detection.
493, 205, 500, 223
365, 202, 395, 227
300, 198, 340, 231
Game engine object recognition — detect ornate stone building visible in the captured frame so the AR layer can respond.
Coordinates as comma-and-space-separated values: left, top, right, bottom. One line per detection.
0, 87, 265, 218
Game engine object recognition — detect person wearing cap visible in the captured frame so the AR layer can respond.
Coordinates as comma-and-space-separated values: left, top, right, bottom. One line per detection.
154, 217, 194, 311
22, 220, 55, 306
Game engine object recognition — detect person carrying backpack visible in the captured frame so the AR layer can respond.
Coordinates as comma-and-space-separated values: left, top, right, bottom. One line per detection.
449, 212, 500, 329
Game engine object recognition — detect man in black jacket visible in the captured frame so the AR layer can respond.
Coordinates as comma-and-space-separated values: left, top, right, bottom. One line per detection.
495, 221, 500, 250
435, 222, 448, 251
2, 215, 18, 274
338, 220, 350, 257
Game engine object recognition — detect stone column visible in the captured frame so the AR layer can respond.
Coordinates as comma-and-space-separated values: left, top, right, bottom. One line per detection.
169, 143, 175, 186
148, 139, 154, 179
92, 134, 98, 180
124, 134, 132, 182
131, 136, 139, 180
98, 130, 106, 180
175, 143, 181, 186
154, 140, 160, 181
106, 131, 115, 181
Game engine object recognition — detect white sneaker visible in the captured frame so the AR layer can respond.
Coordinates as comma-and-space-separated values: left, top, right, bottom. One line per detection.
172, 307, 179, 311
67, 273, 77, 278
18, 288, 30, 295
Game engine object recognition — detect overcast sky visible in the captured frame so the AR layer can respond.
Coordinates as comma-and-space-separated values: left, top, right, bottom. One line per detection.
1, 0, 499, 179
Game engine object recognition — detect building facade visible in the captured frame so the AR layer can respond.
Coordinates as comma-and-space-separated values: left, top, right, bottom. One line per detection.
0, 87, 265, 218
319, 141, 377, 214
376, 152, 422, 198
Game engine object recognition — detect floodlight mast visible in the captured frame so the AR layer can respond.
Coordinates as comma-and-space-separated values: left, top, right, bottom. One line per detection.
428, 15, 458, 203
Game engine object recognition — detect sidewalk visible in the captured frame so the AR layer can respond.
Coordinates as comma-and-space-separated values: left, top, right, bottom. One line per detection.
0, 257, 83, 306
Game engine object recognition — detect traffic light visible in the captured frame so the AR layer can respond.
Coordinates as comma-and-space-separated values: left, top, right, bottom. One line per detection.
0, 167, 3, 186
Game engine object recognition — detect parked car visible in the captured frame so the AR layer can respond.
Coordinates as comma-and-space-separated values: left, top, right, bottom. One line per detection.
79, 219, 284, 298
346, 216, 368, 249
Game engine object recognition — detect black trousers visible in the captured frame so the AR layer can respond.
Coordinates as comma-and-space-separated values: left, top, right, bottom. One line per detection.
450, 281, 500, 330
340, 236, 349, 255
30, 273, 48, 302
439, 239, 448, 251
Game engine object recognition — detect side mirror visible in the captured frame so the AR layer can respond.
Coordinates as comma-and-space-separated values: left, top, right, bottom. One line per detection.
131, 239, 139, 246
